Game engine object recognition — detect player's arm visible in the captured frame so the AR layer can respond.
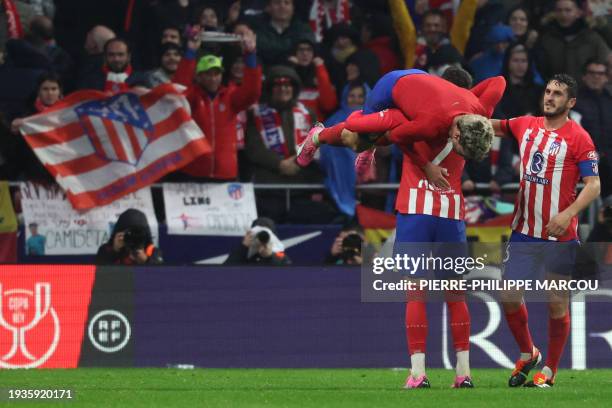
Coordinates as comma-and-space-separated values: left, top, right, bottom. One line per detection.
490, 119, 510, 137
471, 76, 506, 117
397, 142, 450, 189
546, 175, 600, 237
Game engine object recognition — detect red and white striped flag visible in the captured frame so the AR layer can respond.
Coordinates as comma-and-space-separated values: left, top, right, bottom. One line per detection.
19, 84, 210, 210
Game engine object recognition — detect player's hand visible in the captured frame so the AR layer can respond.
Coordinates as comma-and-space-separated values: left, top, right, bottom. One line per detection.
243, 231, 254, 247
186, 25, 202, 51
280, 156, 300, 176
331, 234, 345, 256
287, 55, 299, 65
113, 232, 125, 252
546, 211, 572, 237
341, 130, 360, 151
462, 179, 475, 192
424, 162, 450, 190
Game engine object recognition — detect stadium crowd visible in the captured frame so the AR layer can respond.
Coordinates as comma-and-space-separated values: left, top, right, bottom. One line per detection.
0, 0, 611, 227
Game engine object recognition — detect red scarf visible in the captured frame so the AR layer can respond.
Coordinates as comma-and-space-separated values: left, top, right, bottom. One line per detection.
252, 103, 312, 159
3, 0, 23, 39
34, 97, 59, 113
102, 64, 133, 94
309, 0, 350, 42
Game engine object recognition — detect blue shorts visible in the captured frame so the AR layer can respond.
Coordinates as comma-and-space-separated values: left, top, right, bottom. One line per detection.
394, 214, 467, 278
363, 69, 428, 114
502, 231, 579, 280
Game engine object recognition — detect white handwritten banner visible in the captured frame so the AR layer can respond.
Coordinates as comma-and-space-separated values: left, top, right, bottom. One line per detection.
20, 183, 158, 255
163, 183, 258, 236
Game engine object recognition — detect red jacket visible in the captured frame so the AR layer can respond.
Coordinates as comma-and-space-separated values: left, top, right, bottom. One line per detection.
173, 54, 262, 179
298, 64, 337, 121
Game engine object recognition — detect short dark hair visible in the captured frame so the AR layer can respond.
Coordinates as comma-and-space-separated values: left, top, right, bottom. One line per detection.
423, 9, 446, 22
441, 66, 473, 89
36, 71, 62, 91
548, 73, 578, 99
582, 58, 608, 75
103, 37, 130, 54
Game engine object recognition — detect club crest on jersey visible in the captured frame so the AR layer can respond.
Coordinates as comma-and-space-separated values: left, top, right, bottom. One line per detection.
548, 141, 561, 156
587, 151, 598, 160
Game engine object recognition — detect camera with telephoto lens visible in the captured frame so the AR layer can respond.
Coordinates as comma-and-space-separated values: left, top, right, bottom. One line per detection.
122, 226, 150, 254
341, 233, 363, 262
255, 230, 270, 246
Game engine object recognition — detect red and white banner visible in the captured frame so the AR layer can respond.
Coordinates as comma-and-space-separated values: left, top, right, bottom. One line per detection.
19, 84, 211, 210
0, 265, 95, 368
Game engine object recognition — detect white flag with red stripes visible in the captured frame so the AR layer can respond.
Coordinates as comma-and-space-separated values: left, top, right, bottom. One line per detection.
19, 84, 210, 210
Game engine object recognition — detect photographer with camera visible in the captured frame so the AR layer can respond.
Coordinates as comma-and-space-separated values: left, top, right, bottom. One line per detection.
225, 217, 291, 266
96, 209, 163, 265
325, 224, 364, 265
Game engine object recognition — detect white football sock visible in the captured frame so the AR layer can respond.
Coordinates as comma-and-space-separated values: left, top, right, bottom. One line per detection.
455, 350, 470, 377
410, 353, 426, 378
542, 366, 553, 379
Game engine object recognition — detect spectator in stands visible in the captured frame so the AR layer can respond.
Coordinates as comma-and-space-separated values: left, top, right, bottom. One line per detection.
469, 24, 514, 83
78, 38, 145, 93
0, 0, 55, 53
414, 9, 457, 69
26, 222, 45, 255
161, 25, 182, 46
244, 65, 336, 223
506, 5, 539, 49
360, 12, 400, 74
536, 0, 610, 80
9, 72, 61, 182
250, 0, 313, 66
173, 25, 261, 181
288, 33, 338, 121
96, 208, 163, 265
572, 58, 612, 198
320, 81, 370, 218
197, 5, 221, 31
308, 0, 351, 42
145, 43, 182, 88
324, 223, 364, 265
224, 217, 291, 265
425, 43, 464, 76
151, 0, 197, 35
464, 0, 507, 59
587, 196, 612, 241
322, 22, 380, 95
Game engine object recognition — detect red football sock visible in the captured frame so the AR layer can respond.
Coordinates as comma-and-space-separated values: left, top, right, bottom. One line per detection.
545, 313, 570, 375
446, 294, 470, 351
504, 303, 534, 354
405, 290, 428, 354
318, 123, 346, 145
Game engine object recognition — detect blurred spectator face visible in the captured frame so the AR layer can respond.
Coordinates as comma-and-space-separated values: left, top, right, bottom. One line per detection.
583, 62, 608, 92
162, 28, 181, 45
296, 42, 314, 66
555, 0, 582, 28
271, 77, 294, 104
346, 86, 365, 107
38, 80, 61, 106
231, 58, 245, 83
29, 16, 54, 42
333, 35, 354, 51
422, 14, 446, 47
508, 49, 529, 80
267, 0, 294, 24
233, 23, 251, 37
161, 49, 181, 75
415, 0, 428, 15
105, 41, 130, 73
346, 63, 360, 81
85, 26, 115, 55
200, 7, 219, 29
198, 68, 223, 93
509, 8, 529, 37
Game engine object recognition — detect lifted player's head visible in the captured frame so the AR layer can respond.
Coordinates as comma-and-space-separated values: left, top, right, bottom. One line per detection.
543, 73, 577, 118
451, 114, 494, 161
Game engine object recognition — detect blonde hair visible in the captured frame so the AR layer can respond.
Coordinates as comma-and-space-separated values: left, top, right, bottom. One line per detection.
456, 114, 494, 161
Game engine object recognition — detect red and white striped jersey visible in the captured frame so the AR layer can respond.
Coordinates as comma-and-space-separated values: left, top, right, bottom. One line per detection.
502, 116, 598, 241
395, 137, 465, 220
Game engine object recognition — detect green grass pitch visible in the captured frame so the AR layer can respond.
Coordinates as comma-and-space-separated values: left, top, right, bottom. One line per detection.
0, 368, 611, 407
